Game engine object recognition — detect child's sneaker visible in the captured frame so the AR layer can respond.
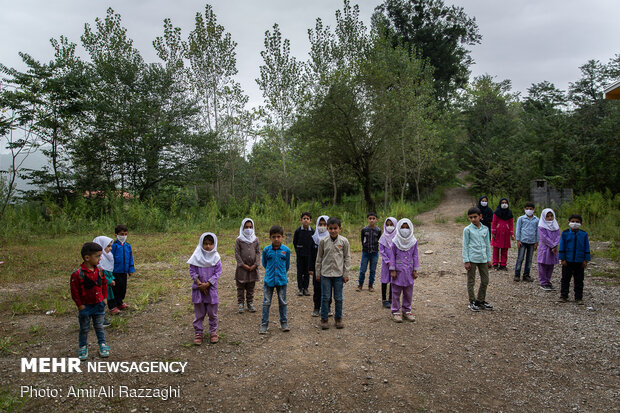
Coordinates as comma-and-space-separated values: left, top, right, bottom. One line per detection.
468, 301, 481, 312
335, 318, 344, 329
297, 289, 303, 296
98, 343, 110, 358
312, 309, 320, 317
109, 307, 121, 315
103, 316, 111, 327
558, 296, 568, 303
575, 299, 584, 305
303, 288, 311, 296
478, 301, 493, 310
404, 311, 415, 322
382, 300, 391, 309
499, 266, 508, 271
238, 304, 244, 313
523, 275, 533, 282
368, 286, 374, 292
247, 302, 256, 313
259, 324, 268, 334
356, 285, 362, 292
513, 276, 520, 282
320, 319, 329, 330
119, 303, 129, 310
540, 285, 554, 291
281, 322, 290, 332
194, 333, 203, 345
210, 333, 219, 344
493, 265, 499, 270
391, 313, 403, 323
77, 346, 88, 360
328, 311, 334, 317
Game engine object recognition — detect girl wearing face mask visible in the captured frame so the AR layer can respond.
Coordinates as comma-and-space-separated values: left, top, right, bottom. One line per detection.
311, 216, 332, 317
234, 218, 261, 313
388, 219, 419, 323
378, 217, 398, 309
537, 209, 561, 291
477, 196, 494, 231
491, 198, 515, 271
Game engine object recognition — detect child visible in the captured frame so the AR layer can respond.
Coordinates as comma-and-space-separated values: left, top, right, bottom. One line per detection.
188, 233, 222, 345
293, 212, 314, 296
357, 212, 381, 292
379, 217, 398, 308
491, 198, 515, 271
514, 202, 539, 282
311, 215, 332, 317
388, 218, 419, 322
234, 218, 260, 313
537, 208, 561, 291
558, 214, 591, 304
70, 242, 109, 360
260, 225, 291, 334
111, 224, 135, 310
315, 217, 351, 330
477, 196, 494, 232
462, 207, 493, 312
93, 236, 116, 325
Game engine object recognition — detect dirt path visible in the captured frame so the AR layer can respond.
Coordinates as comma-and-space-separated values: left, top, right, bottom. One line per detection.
2, 187, 619, 412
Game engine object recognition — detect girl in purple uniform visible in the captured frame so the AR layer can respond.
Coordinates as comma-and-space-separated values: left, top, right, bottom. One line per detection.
188, 232, 222, 345
537, 209, 561, 291
388, 218, 419, 323
379, 217, 398, 309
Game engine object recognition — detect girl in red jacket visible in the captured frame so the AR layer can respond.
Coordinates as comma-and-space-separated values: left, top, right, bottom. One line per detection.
491, 198, 515, 271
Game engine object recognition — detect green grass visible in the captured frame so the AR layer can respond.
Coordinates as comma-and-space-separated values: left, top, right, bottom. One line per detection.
0, 336, 17, 355
0, 389, 25, 413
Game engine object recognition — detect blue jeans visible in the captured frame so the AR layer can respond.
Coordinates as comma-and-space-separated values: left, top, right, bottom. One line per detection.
321, 276, 343, 319
78, 302, 106, 347
515, 242, 535, 277
358, 251, 379, 286
261, 285, 287, 326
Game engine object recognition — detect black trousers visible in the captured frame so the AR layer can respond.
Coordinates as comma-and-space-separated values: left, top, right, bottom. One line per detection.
110, 273, 128, 308
560, 262, 585, 300
296, 255, 310, 290
312, 276, 331, 311
381, 282, 392, 301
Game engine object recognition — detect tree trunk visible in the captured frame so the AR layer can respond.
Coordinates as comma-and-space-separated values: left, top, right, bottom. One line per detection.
362, 161, 375, 211
279, 128, 288, 204
329, 161, 337, 206
384, 171, 389, 208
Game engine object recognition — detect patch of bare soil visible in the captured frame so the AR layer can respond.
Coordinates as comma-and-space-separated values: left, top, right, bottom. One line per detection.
1, 186, 619, 412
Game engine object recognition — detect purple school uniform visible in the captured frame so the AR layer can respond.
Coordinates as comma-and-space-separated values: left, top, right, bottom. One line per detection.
388, 243, 420, 286
537, 228, 561, 265
190, 262, 222, 303
379, 243, 392, 284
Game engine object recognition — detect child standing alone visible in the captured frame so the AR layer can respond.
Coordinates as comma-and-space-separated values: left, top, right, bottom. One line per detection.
260, 225, 291, 334
491, 198, 515, 271
462, 207, 493, 312
234, 218, 260, 313
357, 212, 381, 292
379, 217, 397, 308
388, 218, 419, 322
188, 233, 222, 345
537, 208, 561, 291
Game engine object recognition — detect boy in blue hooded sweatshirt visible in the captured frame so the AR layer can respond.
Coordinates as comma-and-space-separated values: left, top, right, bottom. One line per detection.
111, 224, 135, 311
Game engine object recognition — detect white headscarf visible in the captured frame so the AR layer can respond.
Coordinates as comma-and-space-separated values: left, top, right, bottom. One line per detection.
93, 236, 114, 272
538, 208, 560, 232
393, 218, 418, 251
312, 215, 330, 246
237, 217, 257, 244
187, 232, 221, 268
378, 217, 398, 248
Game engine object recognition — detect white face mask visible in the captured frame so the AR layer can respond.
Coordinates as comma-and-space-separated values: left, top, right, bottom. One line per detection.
243, 228, 253, 236
385, 226, 395, 233
399, 228, 411, 238
480, 201, 488, 207
318, 226, 327, 233
501, 203, 508, 209
569, 222, 581, 230
117, 235, 127, 243
525, 209, 534, 217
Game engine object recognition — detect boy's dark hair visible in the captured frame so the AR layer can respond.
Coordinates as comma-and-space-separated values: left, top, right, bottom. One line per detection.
367, 211, 378, 218
115, 224, 128, 234
327, 217, 342, 227
204, 235, 215, 244
568, 214, 583, 223
269, 225, 284, 236
301, 211, 312, 219
524, 202, 535, 209
81, 242, 103, 259
467, 207, 481, 216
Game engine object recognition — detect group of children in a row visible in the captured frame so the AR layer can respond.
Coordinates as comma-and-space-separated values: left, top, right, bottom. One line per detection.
465, 197, 591, 311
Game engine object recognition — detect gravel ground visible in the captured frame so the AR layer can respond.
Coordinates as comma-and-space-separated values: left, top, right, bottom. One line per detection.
1, 186, 618, 412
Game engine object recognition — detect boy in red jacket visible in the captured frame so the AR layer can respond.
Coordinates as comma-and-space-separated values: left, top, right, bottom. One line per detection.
70, 242, 110, 360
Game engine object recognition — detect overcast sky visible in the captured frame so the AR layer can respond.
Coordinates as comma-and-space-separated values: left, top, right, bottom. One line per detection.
1, 0, 619, 108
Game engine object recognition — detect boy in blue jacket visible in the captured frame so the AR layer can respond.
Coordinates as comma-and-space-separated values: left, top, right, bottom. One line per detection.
259, 225, 291, 334
110, 224, 135, 312
558, 214, 590, 304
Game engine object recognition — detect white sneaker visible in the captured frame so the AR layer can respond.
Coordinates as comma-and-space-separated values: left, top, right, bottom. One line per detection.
391, 312, 403, 323
404, 312, 415, 322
